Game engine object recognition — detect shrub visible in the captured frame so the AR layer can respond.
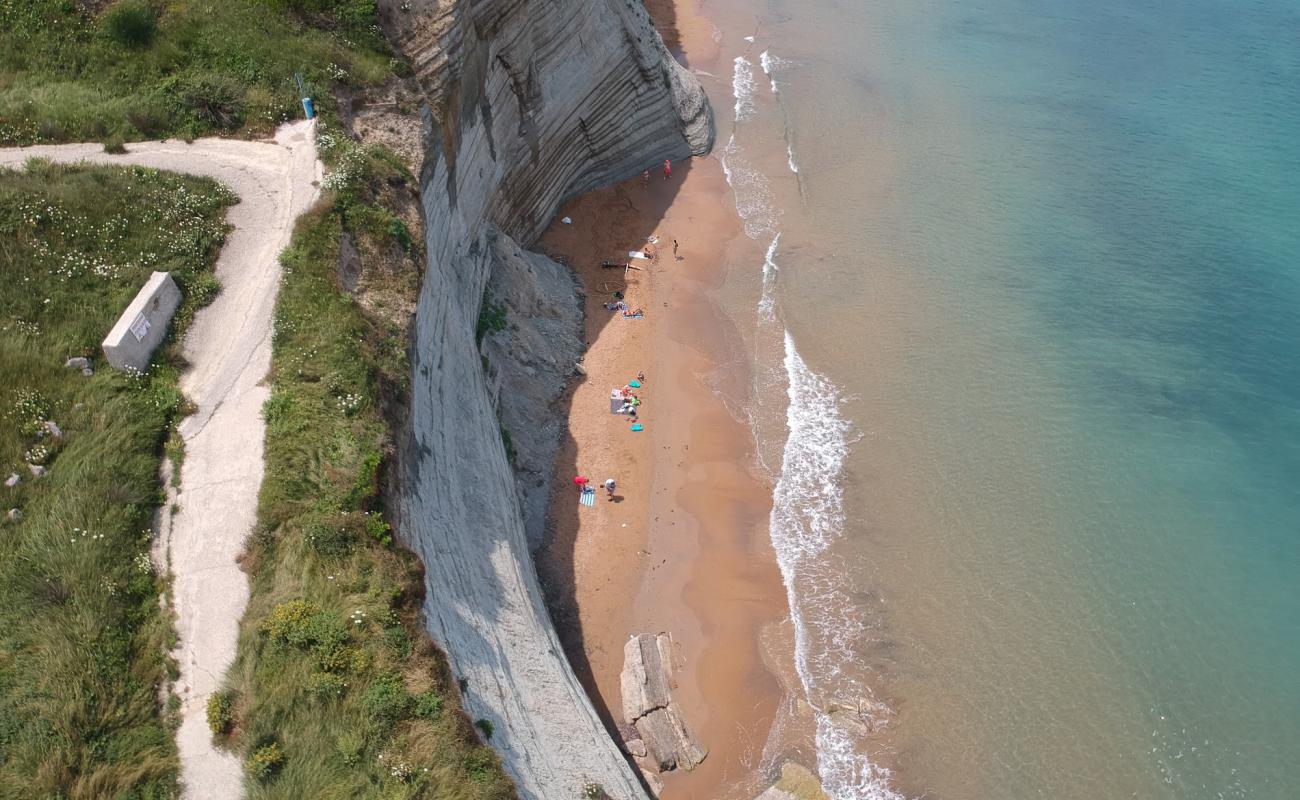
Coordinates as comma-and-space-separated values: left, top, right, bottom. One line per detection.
464, 747, 498, 782
103, 135, 128, 154
305, 518, 353, 559
206, 690, 235, 736
360, 671, 410, 722
583, 783, 612, 800
412, 689, 443, 719
103, 1, 158, 48
474, 718, 493, 741
246, 741, 286, 781
304, 670, 347, 697
475, 297, 508, 343
364, 512, 392, 547
261, 600, 348, 651
178, 73, 246, 129
184, 273, 221, 307
335, 731, 365, 766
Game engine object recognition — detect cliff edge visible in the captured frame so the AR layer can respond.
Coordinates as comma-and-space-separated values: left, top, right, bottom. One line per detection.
380, 1, 713, 798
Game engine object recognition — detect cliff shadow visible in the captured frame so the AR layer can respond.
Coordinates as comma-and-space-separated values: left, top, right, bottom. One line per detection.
533, 158, 694, 749
643, 0, 685, 60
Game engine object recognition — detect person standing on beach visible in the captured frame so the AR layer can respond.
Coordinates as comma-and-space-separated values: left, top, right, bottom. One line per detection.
604, 478, 616, 499
673, 239, 679, 259
663, 159, 672, 180
643, 170, 650, 186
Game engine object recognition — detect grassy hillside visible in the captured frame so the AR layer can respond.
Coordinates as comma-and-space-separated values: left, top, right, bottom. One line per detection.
0, 0, 395, 145
219, 140, 512, 798
0, 161, 234, 798
1, 4, 518, 798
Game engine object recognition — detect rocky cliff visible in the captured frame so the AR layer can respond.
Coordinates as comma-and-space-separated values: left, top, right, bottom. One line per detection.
380, 1, 713, 798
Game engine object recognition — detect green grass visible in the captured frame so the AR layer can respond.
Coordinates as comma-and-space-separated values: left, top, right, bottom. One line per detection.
0, 161, 235, 798
222, 142, 514, 799
0, 1, 396, 145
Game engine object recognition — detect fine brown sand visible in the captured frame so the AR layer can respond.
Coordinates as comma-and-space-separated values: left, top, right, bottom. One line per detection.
535, 5, 795, 796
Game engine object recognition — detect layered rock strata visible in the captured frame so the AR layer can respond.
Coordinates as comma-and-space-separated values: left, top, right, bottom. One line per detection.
381, 1, 713, 798
620, 633, 707, 774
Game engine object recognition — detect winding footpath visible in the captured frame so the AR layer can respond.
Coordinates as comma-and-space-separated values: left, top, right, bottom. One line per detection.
0, 122, 321, 799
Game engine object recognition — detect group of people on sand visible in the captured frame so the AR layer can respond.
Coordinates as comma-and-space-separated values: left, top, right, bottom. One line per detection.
575, 371, 646, 505
604, 299, 644, 317
573, 475, 616, 500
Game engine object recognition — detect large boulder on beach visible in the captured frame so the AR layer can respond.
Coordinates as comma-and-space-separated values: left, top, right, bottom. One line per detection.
620, 633, 707, 772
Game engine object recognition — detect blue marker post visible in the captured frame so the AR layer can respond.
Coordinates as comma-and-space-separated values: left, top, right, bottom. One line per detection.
294, 73, 315, 120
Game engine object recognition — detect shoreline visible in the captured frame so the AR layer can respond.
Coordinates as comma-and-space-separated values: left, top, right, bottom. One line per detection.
535, 2, 797, 795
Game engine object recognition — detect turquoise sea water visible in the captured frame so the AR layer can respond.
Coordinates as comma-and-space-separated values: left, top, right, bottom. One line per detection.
712, 0, 1300, 797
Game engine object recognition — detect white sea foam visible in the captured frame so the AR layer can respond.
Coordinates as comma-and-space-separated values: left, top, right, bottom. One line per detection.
760, 50, 791, 95
719, 135, 780, 239
787, 143, 800, 174
744, 35, 756, 43
733, 56, 758, 121
767, 332, 905, 800
758, 233, 781, 321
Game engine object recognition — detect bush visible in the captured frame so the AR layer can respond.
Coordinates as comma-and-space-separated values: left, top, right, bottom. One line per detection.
261, 600, 348, 651
474, 718, 493, 741
464, 747, 498, 782
206, 690, 236, 736
475, 297, 508, 344
178, 73, 246, 129
304, 670, 347, 697
336, 731, 365, 766
104, 1, 158, 48
412, 689, 444, 719
103, 135, 128, 154
305, 518, 353, 559
184, 273, 221, 307
360, 671, 410, 722
246, 741, 286, 781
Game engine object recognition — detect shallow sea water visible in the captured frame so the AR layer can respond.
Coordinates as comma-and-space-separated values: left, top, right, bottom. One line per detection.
707, 0, 1300, 797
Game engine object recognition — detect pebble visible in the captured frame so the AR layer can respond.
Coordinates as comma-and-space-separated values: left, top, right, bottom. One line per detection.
4, 473, 19, 488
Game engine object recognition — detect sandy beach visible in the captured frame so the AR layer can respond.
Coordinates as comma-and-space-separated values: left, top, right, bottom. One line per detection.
534, 4, 795, 795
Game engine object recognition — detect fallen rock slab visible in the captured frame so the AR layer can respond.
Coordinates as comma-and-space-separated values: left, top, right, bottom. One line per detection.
620, 633, 706, 773
754, 762, 830, 800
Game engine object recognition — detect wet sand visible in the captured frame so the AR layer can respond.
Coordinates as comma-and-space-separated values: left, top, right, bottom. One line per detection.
535, 7, 793, 792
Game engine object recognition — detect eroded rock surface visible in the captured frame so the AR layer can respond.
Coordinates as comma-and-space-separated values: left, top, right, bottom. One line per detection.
382, 1, 714, 798
620, 633, 707, 772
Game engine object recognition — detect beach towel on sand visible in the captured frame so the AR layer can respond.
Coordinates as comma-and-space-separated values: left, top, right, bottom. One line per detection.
579, 488, 596, 507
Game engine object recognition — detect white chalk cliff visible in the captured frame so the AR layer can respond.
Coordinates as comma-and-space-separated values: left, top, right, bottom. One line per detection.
380, 1, 713, 798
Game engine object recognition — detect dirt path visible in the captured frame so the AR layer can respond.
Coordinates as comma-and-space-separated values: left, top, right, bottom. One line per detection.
0, 123, 321, 799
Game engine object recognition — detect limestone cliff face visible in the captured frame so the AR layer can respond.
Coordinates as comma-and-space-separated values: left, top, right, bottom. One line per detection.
380, 1, 713, 798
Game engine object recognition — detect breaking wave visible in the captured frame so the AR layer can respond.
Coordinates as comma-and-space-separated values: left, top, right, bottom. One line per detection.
734, 56, 758, 121
769, 332, 905, 800
719, 135, 780, 239
758, 234, 780, 320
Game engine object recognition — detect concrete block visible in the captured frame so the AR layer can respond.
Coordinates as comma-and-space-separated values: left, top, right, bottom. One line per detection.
102, 272, 182, 372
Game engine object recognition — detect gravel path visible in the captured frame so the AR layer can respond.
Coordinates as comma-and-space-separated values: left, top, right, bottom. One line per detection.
0, 122, 321, 799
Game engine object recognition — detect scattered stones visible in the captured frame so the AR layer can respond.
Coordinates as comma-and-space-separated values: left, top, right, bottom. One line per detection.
620, 633, 707, 773
65, 356, 94, 376
4, 473, 19, 488
27, 464, 47, 478
6, 508, 21, 522
754, 762, 831, 800
44, 420, 63, 439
